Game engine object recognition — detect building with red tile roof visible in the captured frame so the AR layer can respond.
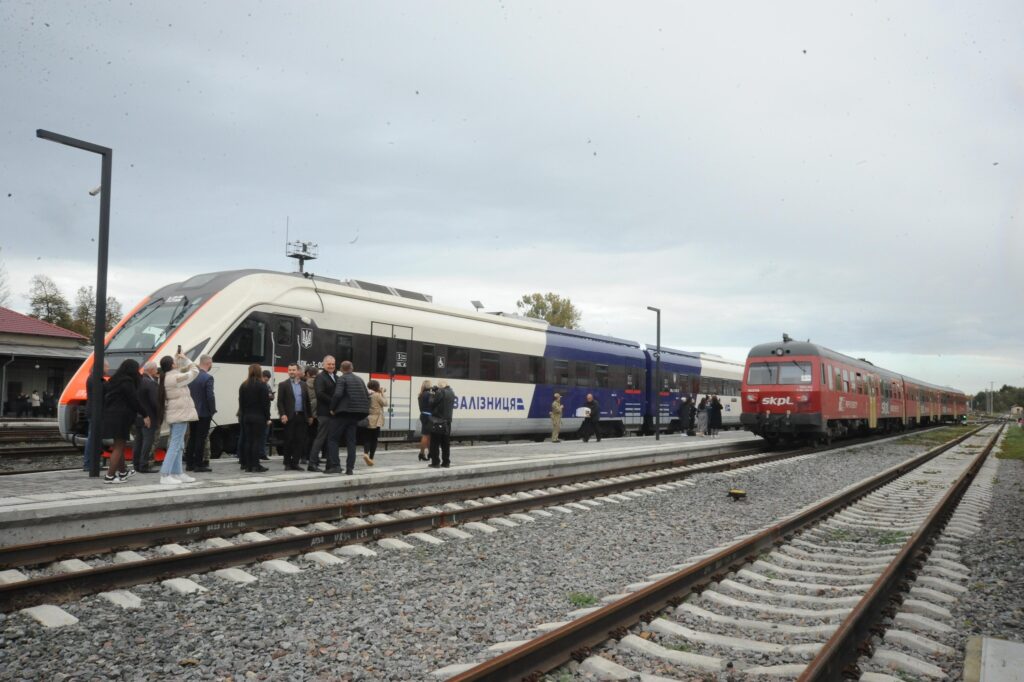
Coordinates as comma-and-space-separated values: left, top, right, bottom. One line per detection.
0, 306, 90, 417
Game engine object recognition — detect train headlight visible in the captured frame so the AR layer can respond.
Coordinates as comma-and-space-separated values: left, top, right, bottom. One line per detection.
796, 394, 809, 403
746, 394, 757, 401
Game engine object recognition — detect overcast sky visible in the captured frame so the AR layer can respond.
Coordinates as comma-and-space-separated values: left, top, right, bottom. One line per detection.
2, 2, 1021, 396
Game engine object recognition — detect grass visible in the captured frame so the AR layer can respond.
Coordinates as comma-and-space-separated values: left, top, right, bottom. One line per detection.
898, 425, 974, 447
873, 530, 909, 545
664, 641, 693, 652
996, 426, 1024, 460
828, 528, 853, 542
567, 592, 598, 608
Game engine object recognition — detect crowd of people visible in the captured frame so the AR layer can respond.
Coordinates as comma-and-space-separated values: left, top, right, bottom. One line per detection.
84, 352, 731, 486
676, 395, 725, 437
8, 389, 57, 418
85, 353, 460, 485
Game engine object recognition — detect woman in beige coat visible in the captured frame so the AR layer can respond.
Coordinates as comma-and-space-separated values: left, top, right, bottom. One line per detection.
362, 379, 388, 466
158, 353, 200, 485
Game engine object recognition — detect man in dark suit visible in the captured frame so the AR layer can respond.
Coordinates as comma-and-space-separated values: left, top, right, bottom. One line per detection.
309, 355, 337, 472
131, 360, 160, 473
185, 355, 216, 472
277, 363, 313, 471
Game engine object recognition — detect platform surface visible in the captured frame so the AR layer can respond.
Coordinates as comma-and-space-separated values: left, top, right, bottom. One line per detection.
965, 636, 1024, 682
0, 431, 756, 545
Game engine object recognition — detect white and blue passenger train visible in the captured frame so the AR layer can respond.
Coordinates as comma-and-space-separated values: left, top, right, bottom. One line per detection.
58, 270, 741, 457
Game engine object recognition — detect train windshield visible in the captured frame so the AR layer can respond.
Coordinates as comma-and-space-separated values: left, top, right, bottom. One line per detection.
747, 361, 812, 385
107, 295, 204, 351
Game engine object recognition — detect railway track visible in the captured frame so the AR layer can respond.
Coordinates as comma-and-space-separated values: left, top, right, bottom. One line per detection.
0, 427, 62, 445
0, 433, 895, 612
441, 424, 998, 681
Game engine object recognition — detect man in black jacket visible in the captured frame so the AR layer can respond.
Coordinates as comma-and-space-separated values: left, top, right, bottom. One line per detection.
428, 380, 457, 468
309, 356, 337, 472
580, 393, 601, 443
329, 360, 370, 475
131, 361, 160, 473
277, 363, 313, 471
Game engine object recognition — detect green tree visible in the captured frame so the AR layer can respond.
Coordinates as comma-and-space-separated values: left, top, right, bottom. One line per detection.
27, 274, 72, 328
516, 292, 582, 329
71, 285, 124, 342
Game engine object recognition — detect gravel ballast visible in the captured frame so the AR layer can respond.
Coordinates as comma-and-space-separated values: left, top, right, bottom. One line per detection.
0, 434, 986, 681
945, 452, 1024, 678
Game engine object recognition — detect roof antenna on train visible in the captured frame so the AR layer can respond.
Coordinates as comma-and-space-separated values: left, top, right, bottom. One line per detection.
782, 333, 792, 343
285, 216, 319, 274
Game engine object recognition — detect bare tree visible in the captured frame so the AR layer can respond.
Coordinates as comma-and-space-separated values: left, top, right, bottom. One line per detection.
71, 285, 125, 341
0, 248, 10, 308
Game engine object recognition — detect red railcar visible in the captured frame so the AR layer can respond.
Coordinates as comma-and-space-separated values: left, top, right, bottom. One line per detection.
740, 338, 967, 445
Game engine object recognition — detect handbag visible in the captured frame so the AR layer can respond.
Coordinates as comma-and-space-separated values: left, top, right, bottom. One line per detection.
357, 417, 370, 428
430, 416, 449, 435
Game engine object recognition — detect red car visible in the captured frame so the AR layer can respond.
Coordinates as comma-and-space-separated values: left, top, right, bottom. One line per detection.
740, 337, 967, 445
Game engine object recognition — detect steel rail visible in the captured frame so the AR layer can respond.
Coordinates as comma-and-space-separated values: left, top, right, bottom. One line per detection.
0, 442, 762, 568
445, 426, 986, 682
798, 423, 1003, 681
0, 443, 824, 612
0, 445, 78, 457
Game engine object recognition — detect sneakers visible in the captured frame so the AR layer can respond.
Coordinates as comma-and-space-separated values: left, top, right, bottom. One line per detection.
362, 454, 374, 466
118, 470, 135, 481
175, 473, 197, 483
160, 475, 182, 485
102, 474, 123, 484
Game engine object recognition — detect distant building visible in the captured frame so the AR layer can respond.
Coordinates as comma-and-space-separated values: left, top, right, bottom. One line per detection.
1011, 405, 1023, 418
0, 306, 90, 417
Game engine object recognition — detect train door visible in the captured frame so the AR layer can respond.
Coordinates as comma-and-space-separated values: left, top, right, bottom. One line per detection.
868, 375, 878, 429
370, 322, 413, 433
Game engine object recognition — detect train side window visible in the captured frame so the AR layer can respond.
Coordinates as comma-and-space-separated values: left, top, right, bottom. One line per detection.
529, 357, 545, 384
372, 337, 388, 374
575, 362, 592, 387
213, 317, 268, 364
608, 364, 625, 389
550, 360, 569, 386
821, 363, 826, 386
421, 344, 436, 377
841, 369, 849, 393
827, 364, 834, 390
479, 351, 501, 382
595, 364, 609, 388
335, 334, 354, 364
274, 318, 293, 346
446, 346, 470, 379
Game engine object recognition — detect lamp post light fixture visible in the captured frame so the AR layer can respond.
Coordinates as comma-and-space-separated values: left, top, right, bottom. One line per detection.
647, 306, 661, 441
37, 129, 112, 478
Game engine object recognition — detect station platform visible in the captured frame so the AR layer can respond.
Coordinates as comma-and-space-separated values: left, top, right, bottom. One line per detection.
0, 432, 758, 546
965, 636, 1024, 682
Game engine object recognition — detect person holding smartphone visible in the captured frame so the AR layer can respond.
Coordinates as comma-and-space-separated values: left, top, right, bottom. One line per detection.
157, 349, 201, 485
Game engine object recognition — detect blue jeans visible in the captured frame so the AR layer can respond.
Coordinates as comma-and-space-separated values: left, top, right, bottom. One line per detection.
161, 422, 187, 476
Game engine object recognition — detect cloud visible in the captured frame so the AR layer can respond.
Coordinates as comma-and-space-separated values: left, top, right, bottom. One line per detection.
1, 1, 1022, 396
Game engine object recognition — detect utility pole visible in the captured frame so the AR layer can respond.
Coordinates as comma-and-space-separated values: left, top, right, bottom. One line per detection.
647, 306, 661, 440
37, 129, 112, 478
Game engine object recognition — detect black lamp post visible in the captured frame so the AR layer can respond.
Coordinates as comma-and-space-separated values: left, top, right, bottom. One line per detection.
647, 306, 661, 441
36, 129, 112, 478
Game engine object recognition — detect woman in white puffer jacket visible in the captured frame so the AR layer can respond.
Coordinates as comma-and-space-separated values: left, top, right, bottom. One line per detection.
158, 352, 200, 485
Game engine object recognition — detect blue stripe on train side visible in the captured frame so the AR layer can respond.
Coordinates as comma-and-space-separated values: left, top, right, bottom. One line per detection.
529, 328, 646, 422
